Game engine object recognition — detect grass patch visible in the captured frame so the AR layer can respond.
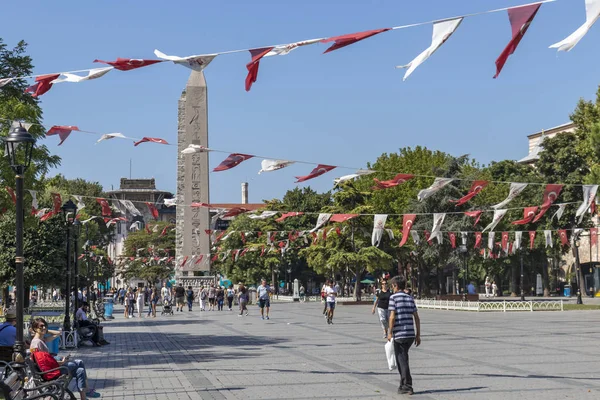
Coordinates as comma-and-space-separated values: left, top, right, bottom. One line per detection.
563, 304, 600, 311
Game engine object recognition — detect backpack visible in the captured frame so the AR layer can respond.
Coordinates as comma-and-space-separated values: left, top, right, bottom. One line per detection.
200, 290, 207, 300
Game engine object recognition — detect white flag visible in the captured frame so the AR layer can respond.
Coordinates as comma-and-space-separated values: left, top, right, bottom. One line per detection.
11, 121, 33, 131
430, 213, 446, 244
397, 17, 463, 81
514, 231, 522, 253
72, 195, 86, 211
154, 49, 217, 71
248, 211, 279, 220
371, 214, 388, 247
492, 183, 528, 209
386, 229, 395, 240
265, 39, 321, 56
181, 144, 210, 154
417, 178, 454, 201
96, 133, 128, 144
551, 203, 568, 222
52, 67, 113, 83
258, 159, 295, 174
549, 0, 600, 51
311, 213, 332, 233
334, 169, 375, 185
576, 184, 598, 223
129, 221, 142, 231
120, 200, 142, 216
483, 209, 507, 233
488, 232, 495, 250
411, 230, 421, 245
28, 190, 38, 210
0, 78, 13, 88
544, 230, 553, 248
163, 198, 177, 207
460, 232, 468, 246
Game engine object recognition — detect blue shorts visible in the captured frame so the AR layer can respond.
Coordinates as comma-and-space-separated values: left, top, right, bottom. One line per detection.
327, 301, 335, 310
259, 298, 270, 308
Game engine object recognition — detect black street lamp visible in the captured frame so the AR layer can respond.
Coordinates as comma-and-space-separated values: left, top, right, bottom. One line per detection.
519, 250, 526, 301
73, 219, 81, 324
62, 199, 77, 331
572, 235, 584, 305
4, 124, 35, 359
459, 245, 468, 300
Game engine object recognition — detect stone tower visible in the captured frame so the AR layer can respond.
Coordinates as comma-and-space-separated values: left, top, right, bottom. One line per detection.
176, 71, 211, 279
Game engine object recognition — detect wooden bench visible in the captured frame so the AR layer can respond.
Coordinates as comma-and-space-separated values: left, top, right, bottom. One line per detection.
0, 370, 61, 399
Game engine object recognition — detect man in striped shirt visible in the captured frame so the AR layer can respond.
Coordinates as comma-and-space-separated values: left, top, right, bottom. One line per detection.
388, 275, 420, 395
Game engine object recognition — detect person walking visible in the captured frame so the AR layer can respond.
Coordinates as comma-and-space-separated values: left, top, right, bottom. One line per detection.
124, 288, 132, 319
136, 288, 145, 318
175, 283, 186, 312
148, 289, 158, 317
226, 284, 235, 311
186, 286, 195, 311
161, 283, 170, 305
238, 285, 249, 317
492, 281, 498, 297
372, 280, 392, 338
216, 286, 225, 311
485, 277, 491, 298
208, 284, 216, 311
325, 280, 337, 324
257, 279, 271, 320
387, 275, 421, 395
199, 286, 207, 311
321, 281, 328, 316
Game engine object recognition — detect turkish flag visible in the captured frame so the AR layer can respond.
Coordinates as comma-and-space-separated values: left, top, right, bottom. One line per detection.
25, 74, 60, 97
134, 137, 169, 146
96, 198, 112, 217
511, 206, 539, 225
558, 229, 569, 246
47, 125, 80, 146
399, 214, 416, 247
451, 180, 489, 206
424, 230, 432, 245
204, 229, 212, 235
474, 232, 482, 249
465, 210, 483, 226
373, 174, 414, 190
533, 184, 563, 222
501, 232, 509, 252
592, 228, 598, 247
260, 245, 266, 257
529, 231, 536, 250
240, 248, 249, 258
245, 47, 274, 91
5, 187, 15, 205
276, 212, 304, 222
241, 232, 246, 244
223, 207, 249, 218
160, 227, 168, 237
449, 232, 456, 249
180, 256, 189, 268
330, 214, 358, 222
93, 58, 163, 71
40, 210, 55, 222
295, 164, 336, 183
146, 202, 159, 220
214, 153, 254, 172
51, 193, 62, 214
335, 227, 341, 236
321, 28, 390, 53
211, 253, 219, 262
494, 4, 541, 78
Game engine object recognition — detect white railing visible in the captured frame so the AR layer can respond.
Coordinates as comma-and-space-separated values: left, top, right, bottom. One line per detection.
416, 299, 563, 312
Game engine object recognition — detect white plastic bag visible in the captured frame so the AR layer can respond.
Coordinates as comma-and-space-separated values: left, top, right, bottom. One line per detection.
385, 339, 397, 370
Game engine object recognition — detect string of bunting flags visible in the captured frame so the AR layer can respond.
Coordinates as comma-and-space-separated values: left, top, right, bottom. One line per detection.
1, 0, 599, 97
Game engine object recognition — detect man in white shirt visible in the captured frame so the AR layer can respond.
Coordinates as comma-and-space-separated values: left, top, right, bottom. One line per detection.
161, 283, 170, 304
325, 281, 337, 325
257, 279, 271, 320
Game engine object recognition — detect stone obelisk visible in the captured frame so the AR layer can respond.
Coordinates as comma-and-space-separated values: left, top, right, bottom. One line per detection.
176, 71, 211, 280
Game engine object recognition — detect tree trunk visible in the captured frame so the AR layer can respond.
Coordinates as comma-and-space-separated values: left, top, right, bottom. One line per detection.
420, 264, 431, 297
542, 258, 550, 297
353, 265, 363, 301
438, 266, 446, 295
510, 262, 518, 297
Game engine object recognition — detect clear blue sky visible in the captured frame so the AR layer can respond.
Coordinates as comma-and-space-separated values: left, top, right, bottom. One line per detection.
2, 0, 597, 203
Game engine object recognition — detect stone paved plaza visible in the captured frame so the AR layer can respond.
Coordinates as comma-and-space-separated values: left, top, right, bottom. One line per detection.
68, 302, 600, 399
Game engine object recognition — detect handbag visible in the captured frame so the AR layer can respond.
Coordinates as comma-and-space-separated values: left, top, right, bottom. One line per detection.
385, 340, 397, 371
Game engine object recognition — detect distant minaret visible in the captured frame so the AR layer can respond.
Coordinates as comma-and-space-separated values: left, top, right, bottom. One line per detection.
241, 182, 249, 204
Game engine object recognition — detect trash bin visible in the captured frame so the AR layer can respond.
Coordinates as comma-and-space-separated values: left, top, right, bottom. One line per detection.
564, 285, 571, 297
104, 297, 114, 319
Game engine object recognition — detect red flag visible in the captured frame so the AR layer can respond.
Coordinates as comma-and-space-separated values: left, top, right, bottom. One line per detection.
322, 229, 327, 242
146, 202, 159, 220
451, 180, 489, 206
260, 245, 266, 257
245, 47, 274, 91
5, 187, 15, 204
424, 230, 432, 245
276, 212, 304, 222
180, 256, 189, 268
215, 231, 226, 242
295, 165, 336, 183
40, 211, 55, 221
47, 125, 80, 146
591, 228, 598, 247
474, 232, 482, 249
160, 226, 168, 237
449, 232, 456, 249
311, 232, 318, 244
511, 206, 538, 225
465, 210, 483, 226
223, 207, 249, 218
25, 74, 60, 97
240, 248, 249, 257
214, 153, 254, 172
335, 227, 341, 236
241, 232, 246, 244
321, 28, 390, 53
558, 229, 569, 246
96, 198, 112, 217
533, 184, 563, 222
232, 249, 239, 261
145, 225, 152, 234
134, 137, 169, 146
399, 214, 416, 247
211, 253, 219, 262
529, 231, 536, 250
329, 214, 358, 222
93, 58, 163, 71
501, 232, 509, 252
51, 193, 62, 214
372, 174, 414, 190
494, 4, 541, 78
204, 229, 212, 235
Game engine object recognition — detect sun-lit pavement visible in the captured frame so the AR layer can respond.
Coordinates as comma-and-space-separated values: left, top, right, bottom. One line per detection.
67, 301, 600, 399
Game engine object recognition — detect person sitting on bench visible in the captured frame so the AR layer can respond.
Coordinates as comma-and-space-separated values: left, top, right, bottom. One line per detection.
76, 302, 109, 346
0, 310, 16, 346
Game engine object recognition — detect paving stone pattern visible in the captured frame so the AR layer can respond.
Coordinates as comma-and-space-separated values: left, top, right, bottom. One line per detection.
69, 303, 600, 399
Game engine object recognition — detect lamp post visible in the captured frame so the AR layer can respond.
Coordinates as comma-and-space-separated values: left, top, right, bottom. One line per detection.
62, 199, 77, 331
573, 235, 584, 305
73, 219, 81, 324
519, 250, 525, 301
4, 124, 35, 359
459, 245, 467, 300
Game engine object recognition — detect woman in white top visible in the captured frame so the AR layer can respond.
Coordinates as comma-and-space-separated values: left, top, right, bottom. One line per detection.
485, 277, 491, 298
136, 289, 145, 318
